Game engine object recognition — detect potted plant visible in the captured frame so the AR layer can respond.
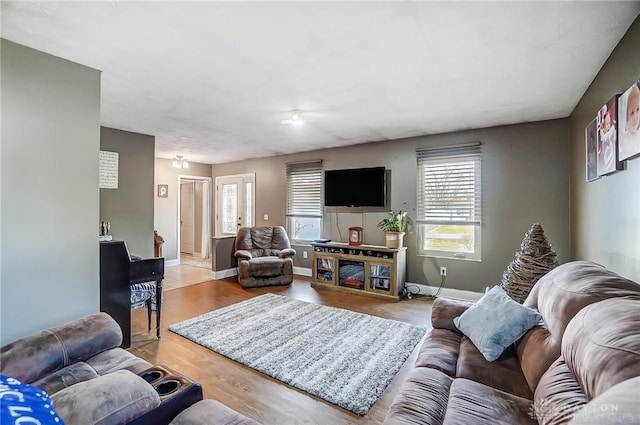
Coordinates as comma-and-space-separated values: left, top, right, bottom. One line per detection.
377, 210, 408, 248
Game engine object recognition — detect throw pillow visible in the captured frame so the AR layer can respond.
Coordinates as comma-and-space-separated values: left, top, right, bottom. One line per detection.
0, 374, 65, 424
453, 285, 542, 361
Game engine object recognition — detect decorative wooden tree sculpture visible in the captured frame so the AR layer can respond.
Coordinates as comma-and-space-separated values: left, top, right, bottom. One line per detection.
500, 223, 558, 303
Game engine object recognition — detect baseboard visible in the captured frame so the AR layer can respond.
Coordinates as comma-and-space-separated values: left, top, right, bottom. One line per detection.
212, 268, 238, 280
294, 267, 312, 277
405, 283, 483, 302
165, 259, 180, 267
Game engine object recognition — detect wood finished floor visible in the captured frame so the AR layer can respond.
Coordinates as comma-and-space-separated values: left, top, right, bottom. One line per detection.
129, 277, 433, 425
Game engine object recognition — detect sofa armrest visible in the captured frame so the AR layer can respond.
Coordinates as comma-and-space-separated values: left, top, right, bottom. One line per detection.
1, 312, 122, 384
52, 370, 160, 425
431, 297, 474, 332
234, 250, 253, 260
278, 248, 296, 259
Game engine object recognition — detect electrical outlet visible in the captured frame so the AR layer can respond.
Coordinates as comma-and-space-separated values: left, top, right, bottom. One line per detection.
303, 251, 308, 259
440, 267, 447, 277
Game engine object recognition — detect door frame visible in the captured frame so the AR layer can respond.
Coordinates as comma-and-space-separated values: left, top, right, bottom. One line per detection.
179, 181, 196, 255
177, 174, 213, 264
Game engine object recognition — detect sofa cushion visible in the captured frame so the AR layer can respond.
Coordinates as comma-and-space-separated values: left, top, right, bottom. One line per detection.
442, 379, 537, 425
32, 361, 99, 395
456, 337, 533, 399
247, 256, 286, 277
414, 328, 461, 377
430, 297, 473, 332
518, 261, 640, 393
567, 377, 640, 425
533, 358, 588, 425
85, 347, 152, 376
562, 298, 640, 400
454, 286, 541, 362
170, 400, 260, 425
51, 370, 160, 425
383, 367, 453, 425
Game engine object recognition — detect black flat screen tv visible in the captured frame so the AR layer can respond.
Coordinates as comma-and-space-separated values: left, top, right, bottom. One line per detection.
324, 167, 386, 207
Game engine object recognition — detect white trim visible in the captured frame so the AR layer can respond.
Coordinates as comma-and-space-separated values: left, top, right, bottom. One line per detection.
165, 259, 180, 267
405, 282, 483, 302
213, 267, 238, 280
294, 267, 312, 277
177, 175, 213, 265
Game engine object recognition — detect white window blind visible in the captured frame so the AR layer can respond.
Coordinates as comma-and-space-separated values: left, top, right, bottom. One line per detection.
286, 160, 323, 241
286, 160, 323, 217
417, 144, 481, 225
416, 143, 482, 260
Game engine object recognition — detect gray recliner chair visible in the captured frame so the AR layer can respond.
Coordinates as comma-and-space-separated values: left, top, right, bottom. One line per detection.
234, 226, 296, 288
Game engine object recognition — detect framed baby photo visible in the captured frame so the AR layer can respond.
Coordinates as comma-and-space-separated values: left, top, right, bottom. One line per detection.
585, 118, 598, 182
617, 79, 640, 161
596, 95, 623, 176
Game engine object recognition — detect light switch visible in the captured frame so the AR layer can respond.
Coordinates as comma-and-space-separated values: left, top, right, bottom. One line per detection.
303, 251, 308, 259
263, 214, 269, 221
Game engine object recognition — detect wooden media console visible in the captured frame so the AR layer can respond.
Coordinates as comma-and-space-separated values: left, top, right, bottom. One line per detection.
311, 242, 406, 301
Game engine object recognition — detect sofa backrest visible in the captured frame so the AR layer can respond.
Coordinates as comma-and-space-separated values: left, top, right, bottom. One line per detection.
516, 261, 640, 392
533, 297, 640, 424
0, 312, 122, 384
235, 226, 291, 257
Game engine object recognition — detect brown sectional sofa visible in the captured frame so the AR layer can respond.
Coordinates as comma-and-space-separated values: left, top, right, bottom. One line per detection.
384, 261, 640, 425
0, 312, 259, 425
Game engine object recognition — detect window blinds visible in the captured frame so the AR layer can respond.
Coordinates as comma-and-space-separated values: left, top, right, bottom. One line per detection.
285, 160, 323, 218
416, 143, 481, 225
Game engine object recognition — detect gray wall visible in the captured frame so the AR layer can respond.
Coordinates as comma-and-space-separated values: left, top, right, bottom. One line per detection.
569, 16, 640, 282
212, 119, 570, 293
154, 158, 212, 261
100, 127, 155, 258
1, 40, 101, 344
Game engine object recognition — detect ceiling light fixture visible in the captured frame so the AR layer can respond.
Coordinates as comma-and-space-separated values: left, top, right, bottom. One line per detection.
171, 155, 189, 169
281, 111, 304, 127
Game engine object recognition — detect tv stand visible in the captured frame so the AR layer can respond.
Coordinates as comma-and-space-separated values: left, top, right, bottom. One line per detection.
310, 242, 406, 301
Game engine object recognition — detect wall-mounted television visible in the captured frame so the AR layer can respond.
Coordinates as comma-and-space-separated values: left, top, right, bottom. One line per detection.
324, 167, 386, 207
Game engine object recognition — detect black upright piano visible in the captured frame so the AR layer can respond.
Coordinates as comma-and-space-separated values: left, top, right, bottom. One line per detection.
99, 240, 164, 348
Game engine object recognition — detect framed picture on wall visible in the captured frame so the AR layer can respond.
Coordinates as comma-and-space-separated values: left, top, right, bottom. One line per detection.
596, 95, 623, 176
158, 184, 168, 198
617, 78, 640, 161
585, 118, 598, 182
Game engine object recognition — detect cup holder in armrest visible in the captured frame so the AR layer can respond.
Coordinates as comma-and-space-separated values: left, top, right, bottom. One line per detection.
154, 379, 182, 397
137, 364, 196, 401
140, 370, 164, 384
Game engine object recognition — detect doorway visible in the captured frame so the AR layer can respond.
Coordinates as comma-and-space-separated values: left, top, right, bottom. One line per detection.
178, 175, 212, 268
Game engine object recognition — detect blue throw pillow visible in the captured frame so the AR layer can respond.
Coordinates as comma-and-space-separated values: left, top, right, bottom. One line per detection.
0, 374, 65, 424
453, 285, 542, 362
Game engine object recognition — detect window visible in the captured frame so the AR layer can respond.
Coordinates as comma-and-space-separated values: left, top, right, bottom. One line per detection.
416, 144, 482, 260
286, 160, 323, 242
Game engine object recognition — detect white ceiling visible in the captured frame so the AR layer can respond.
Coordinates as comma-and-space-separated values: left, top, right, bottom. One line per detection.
2, 1, 639, 165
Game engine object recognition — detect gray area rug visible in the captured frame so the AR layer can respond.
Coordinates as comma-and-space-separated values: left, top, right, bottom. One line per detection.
168, 293, 426, 415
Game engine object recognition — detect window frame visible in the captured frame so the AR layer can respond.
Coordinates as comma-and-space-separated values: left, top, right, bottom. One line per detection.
285, 160, 323, 243
416, 144, 482, 261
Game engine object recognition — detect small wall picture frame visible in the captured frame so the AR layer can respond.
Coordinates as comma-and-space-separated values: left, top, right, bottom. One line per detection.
596, 94, 623, 176
157, 184, 168, 198
617, 78, 640, 161
585, 118, 599, 182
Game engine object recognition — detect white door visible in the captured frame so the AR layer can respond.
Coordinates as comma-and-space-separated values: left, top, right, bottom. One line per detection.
180, 182, 195, 254
216, 174, 255, 236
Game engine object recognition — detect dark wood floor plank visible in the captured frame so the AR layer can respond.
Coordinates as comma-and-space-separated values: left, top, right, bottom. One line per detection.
129, 277, 433, 425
